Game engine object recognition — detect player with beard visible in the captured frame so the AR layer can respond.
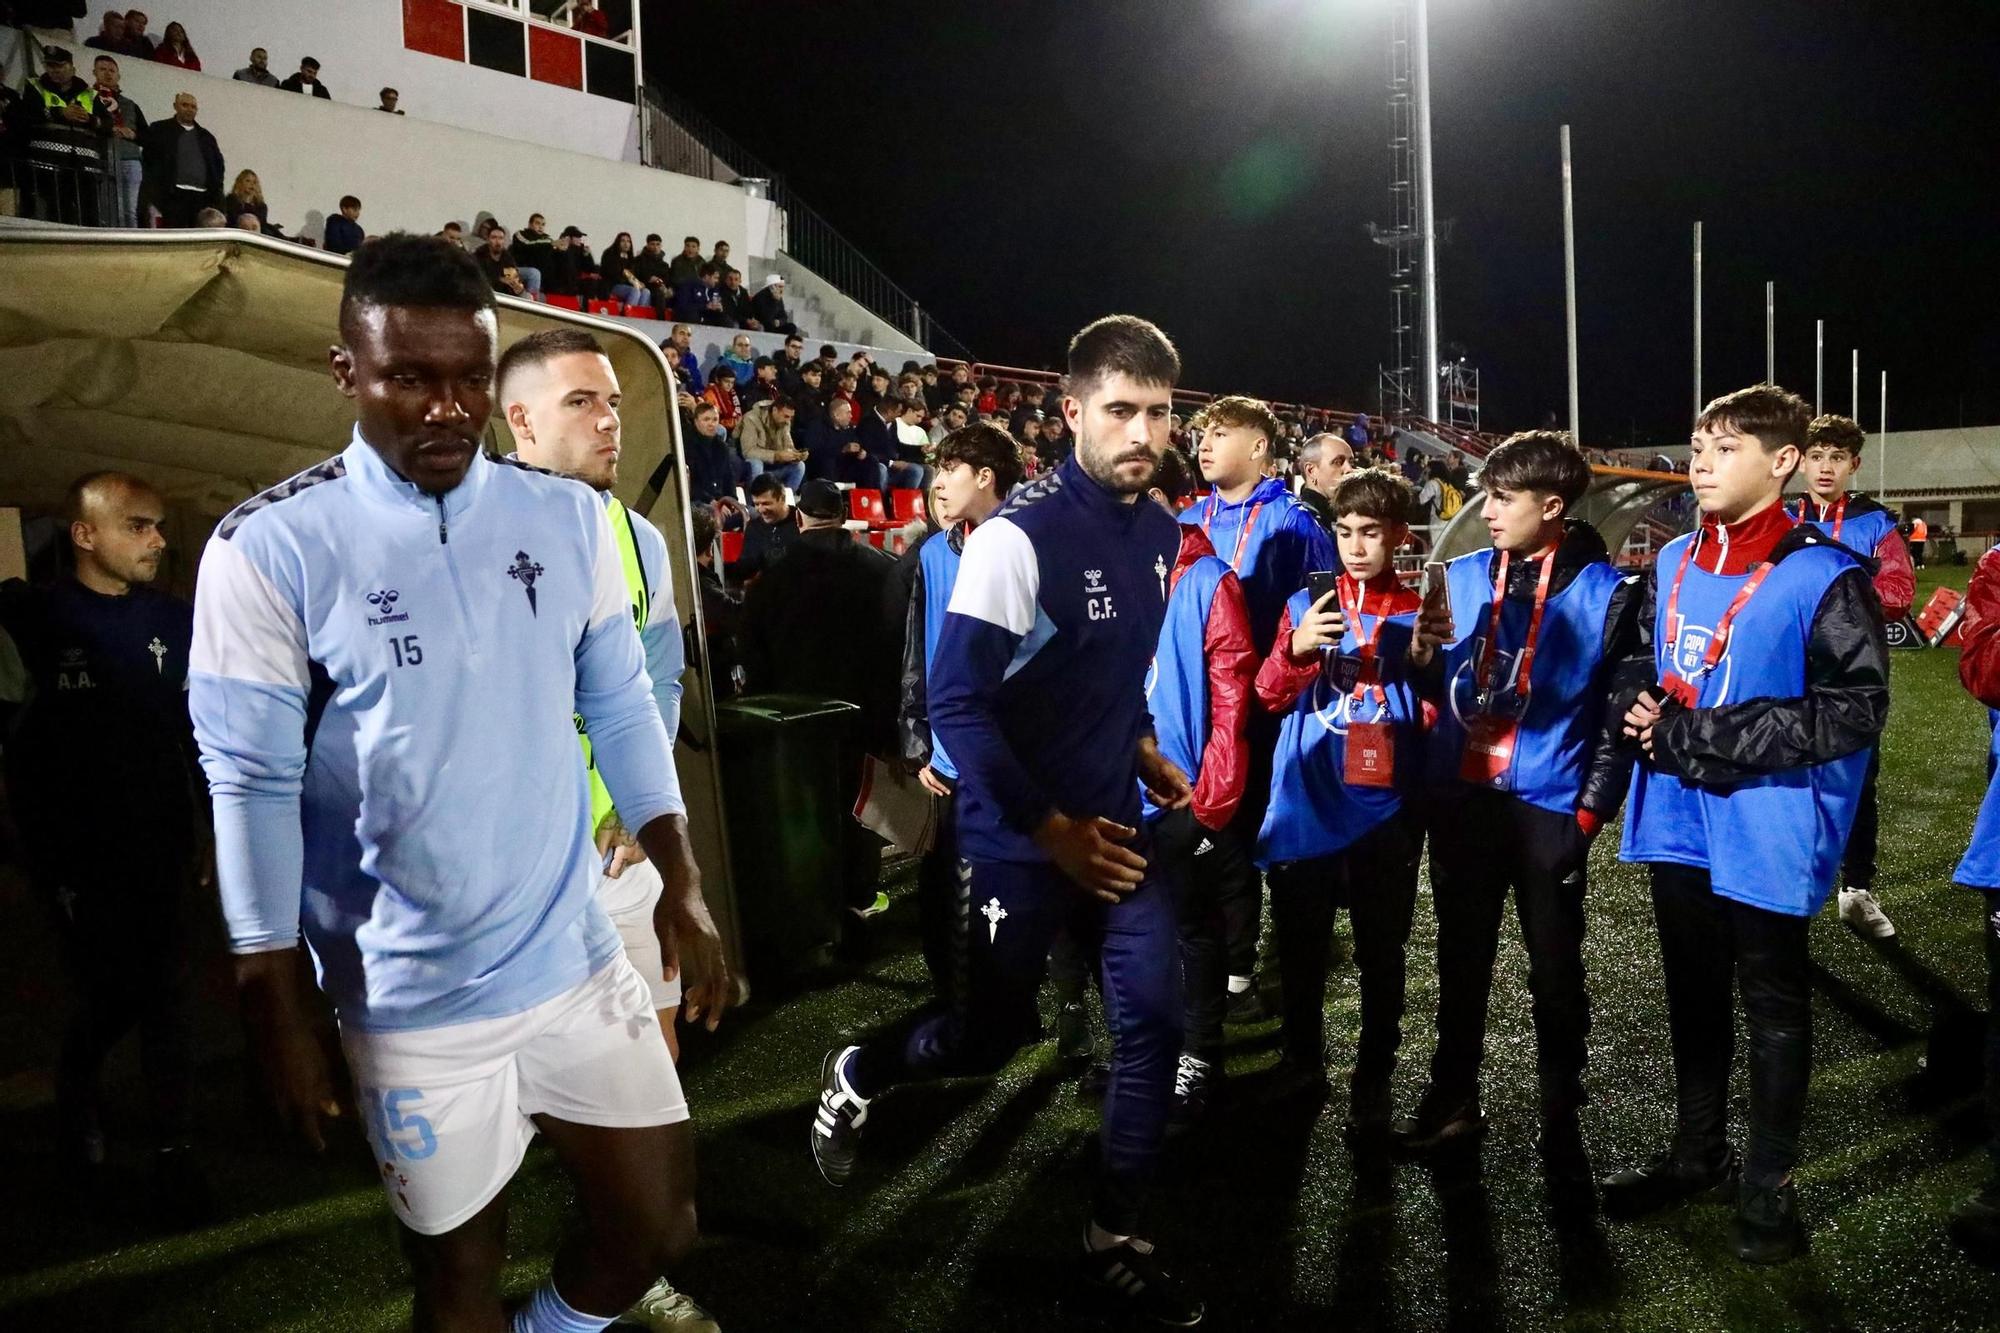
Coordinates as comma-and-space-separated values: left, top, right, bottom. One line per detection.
810, 316, 1205, 1327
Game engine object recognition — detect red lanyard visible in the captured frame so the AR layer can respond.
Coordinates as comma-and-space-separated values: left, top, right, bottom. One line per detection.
1337, 575, 1392, 708
1664, 517, 1794, 677
1818, 494, 1847, 541
1474, 547, 1557, 704
1202, 496, 1264, 573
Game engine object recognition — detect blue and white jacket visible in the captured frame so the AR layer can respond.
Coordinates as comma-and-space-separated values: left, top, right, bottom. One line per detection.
931, 456, 1182, 864
191, 432, 683, 1032
1182, 476, 1335, 654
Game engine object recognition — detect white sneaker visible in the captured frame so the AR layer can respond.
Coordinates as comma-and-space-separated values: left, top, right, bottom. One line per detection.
1838, 887, 1897, 939
627, 1277, 721, 1333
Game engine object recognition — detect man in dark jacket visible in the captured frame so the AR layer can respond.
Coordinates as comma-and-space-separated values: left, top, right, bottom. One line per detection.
751, 276, 800, 337
715, 268, 757, 329
544, 227, 599, 300
21, 48, 111, 225
740, 480, 898, 912
674, 262, 727, 327
140, 90, 223, 228
856, 395, 903, 500
278, 56, 331, 98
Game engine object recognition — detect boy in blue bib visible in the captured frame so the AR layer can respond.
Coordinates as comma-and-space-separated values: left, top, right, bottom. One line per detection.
1791, 412, 1915, 939
1949, 547, 2000, 1266
1605, 384, 1888, 1265
1254, 468, 1427, 1138
1399, 432, 1646, 1186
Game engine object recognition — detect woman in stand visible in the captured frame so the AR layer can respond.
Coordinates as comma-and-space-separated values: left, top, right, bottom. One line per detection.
150, 22, 201, 71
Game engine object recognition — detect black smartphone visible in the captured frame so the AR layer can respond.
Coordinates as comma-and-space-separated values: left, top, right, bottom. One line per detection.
1307, 569, 1340, 605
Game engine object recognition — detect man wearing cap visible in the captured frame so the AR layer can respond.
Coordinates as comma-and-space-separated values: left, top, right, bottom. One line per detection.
751, 276, 800, 338
22, 48, 111, 225
547, 226, 600, 301
740, 479, 898, 914
279, 57, 331, 98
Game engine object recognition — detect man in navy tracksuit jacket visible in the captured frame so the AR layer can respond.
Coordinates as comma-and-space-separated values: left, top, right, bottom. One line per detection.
812, 317, 1208, 1327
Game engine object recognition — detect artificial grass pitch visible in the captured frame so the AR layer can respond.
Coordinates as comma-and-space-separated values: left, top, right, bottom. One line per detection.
2, 566, 1996, 1331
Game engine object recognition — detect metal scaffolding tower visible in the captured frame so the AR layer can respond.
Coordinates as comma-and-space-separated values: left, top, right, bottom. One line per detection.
1370, 2, 1419, 419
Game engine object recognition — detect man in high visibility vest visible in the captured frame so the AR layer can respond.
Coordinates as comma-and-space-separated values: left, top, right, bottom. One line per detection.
22, 47, 111, 225
497, 328, 720, 1333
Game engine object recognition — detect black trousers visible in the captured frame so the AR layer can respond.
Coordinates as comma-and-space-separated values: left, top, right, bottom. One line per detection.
1267, 810, 1422, 1075
915, 793, 962, 1001
1213, 735, 1273, 978
1649, 864, 1813, 1187
36, 853, 195, 1146
1426, 791, 1591, 1113
1841, 746, 1882, 893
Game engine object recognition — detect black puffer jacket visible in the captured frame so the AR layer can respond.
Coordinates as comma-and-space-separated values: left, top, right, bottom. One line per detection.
1625, 524, 1888, 787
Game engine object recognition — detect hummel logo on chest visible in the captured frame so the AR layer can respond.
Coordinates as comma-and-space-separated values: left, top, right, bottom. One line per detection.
507, 552, 545, 615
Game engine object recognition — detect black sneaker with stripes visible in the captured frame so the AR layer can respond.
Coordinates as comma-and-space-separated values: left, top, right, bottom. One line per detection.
811, 1045, 869, 1187
1073, 1238, 1204, 1327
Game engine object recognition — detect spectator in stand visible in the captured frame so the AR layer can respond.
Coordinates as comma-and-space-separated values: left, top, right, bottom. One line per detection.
738, 357, 780, 411
140, 90, 222, 228
232, 212, 260, 234
662, 345, 697, 397
664, 236, 702, 287
1415, 459, 1447, 527
21, 47, 110, 226
687, 506, 743, 688
571, 0, 612, 37
773, 332, 805, 387
703, 366, 743, 435
222, 168, 276, 233
795, 361, 827, 410
682, 398, 741, 510
944, 361, 973, 401
544, 226, 597, 300
84, 11, 132, 55
664, 324, 703, 391
975, 375, 997, 415
675, 262, 727, 326
231, 45, 278, 86
709, 239, 732, 272
951, 381, 978, 421
193, 206, 225, 225
738, 473, 803, 576
322, 194, 364, 255
716, 333, 756, 391
893, 396, 932, 490
474, 223, 523, 294
857, 394, 903, 499
919, 363, 944, 413
377, 87, 403, 114
1017, 414, 1043, 455
739, 394, 807, 493
859, 366, 893, 419
716, 267, 757, 329
511, 212, 554, 284
1296, 432, 1354, 532
797, 398, 856, 484
831, 367, 861, 423
751, 276, 800, 337
148, 20, 197, 69
929, 402, 967, 447
279, 56, 330, 99
90, 54, 148, 228
629, 233, 674, 305
601, 232, 649, 308
122, 10, 156, 56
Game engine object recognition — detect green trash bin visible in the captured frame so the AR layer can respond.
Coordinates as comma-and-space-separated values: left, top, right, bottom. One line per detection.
713, 693, 862, 986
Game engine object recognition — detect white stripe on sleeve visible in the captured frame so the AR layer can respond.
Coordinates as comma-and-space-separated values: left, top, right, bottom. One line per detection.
946, 516, 1039, 636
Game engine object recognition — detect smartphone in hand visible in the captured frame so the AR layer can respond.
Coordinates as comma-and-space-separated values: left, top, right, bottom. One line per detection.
1421, 561, 1451, 618
1307, 569, 1340, 605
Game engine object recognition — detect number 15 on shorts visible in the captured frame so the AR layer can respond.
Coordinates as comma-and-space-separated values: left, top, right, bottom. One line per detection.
362, 1086, 438, 1160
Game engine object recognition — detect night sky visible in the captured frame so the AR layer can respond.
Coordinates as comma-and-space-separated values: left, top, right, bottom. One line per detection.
646, 1, 2000, 444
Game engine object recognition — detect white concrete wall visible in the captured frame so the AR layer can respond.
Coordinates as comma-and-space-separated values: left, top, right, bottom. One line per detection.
78, 0, 639, 162
114, 58, 773, 269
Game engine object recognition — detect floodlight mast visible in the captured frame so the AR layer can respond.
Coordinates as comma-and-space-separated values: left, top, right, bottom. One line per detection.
1412, 0, 1440, 421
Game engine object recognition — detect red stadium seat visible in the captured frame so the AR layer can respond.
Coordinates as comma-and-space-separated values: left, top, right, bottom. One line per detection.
587, 299, 623, 317
720, 530, 745, 565
847, 489, 890, 527
544, 294, 582, 311
624, 305, 659, 321
890, 488, 924, 524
